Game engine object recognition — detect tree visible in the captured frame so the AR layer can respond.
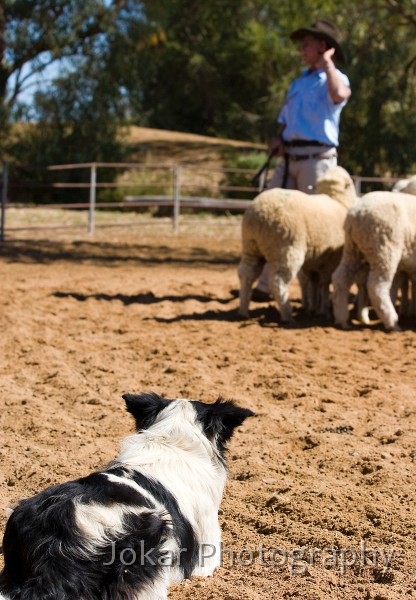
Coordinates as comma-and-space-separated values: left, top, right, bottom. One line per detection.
0, 0, 128, 149
112, 0, 298, 141
4, 0, 416, 179
340, 0, 416, 177
7, 33, 132, 203
116, 0, 416, 175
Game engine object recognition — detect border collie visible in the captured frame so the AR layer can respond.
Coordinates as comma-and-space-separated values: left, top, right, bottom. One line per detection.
0, 392, 254, 600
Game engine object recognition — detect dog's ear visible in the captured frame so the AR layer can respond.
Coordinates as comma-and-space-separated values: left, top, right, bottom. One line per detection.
193, 398, 254, 455
122, 392, 170, 431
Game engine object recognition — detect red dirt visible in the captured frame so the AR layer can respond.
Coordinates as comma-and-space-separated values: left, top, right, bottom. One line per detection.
0, 219, 415, 599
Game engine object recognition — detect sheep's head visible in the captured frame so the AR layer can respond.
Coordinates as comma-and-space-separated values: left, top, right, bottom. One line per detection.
315, 166, 356, 208
398, 175, 416, 196
392, 178, 411, 193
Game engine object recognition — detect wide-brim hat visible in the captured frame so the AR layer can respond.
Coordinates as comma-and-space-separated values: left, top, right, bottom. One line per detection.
290, 19, 347, 64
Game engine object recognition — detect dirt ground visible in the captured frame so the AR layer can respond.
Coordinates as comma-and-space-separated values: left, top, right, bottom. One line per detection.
0, 216, 415, 600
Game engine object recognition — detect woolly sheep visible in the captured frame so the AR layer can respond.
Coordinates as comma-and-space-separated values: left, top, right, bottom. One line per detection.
332, 191, 416, 331
346, 177, 416, 325
354, 176, 416, 324
238, 166, 356, 322
354, 267, 412, 325
392, 177, 416, 318
392, 175, 416, 195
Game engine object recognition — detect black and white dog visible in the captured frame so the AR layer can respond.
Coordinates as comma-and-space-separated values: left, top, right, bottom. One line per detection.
0, 392, 254, 600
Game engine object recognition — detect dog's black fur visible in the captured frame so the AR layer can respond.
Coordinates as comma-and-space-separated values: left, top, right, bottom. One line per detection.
0, 393, 254, 600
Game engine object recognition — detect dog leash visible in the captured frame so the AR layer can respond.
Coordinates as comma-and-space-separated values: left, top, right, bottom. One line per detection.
251, 151, 276, 191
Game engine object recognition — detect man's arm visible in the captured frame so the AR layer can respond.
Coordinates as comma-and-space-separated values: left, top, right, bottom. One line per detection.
317, 48, 351, 104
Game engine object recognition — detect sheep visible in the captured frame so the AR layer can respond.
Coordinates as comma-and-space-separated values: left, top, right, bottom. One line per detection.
350, 266, 411, 326
355, 176, 416, 324
238, 166, 356, 322
332, 190, 416, 331
392, 177, 416, 317
392, 175, 416, 194
348, 262, 416, 327
344, 178, 416, 328
298, 270, 331, 317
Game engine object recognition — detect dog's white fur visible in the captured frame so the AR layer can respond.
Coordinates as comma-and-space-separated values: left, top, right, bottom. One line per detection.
115, 400, 225, 576
0, 394, 253, 600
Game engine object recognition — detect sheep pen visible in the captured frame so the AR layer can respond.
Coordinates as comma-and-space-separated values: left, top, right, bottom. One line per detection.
0, 218, 415, 599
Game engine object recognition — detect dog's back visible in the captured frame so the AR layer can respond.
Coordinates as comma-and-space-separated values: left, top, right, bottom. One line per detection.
0, 393, 254, 600
0, 469, 195, 600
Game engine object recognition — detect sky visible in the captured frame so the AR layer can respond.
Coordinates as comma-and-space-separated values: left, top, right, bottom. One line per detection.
9, 60, 61, 107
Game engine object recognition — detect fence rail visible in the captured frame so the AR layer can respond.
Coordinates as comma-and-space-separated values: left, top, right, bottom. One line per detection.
0, 161, 408, 241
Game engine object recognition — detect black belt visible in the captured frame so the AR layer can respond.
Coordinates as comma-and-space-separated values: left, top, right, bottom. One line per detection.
284, 139, 331, 148
287, 151, 336, 162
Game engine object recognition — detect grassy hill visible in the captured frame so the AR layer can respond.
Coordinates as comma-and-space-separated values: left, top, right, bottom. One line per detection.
124, 126, 266, 166
5, 125, 269, 205
104, 126, 270, 203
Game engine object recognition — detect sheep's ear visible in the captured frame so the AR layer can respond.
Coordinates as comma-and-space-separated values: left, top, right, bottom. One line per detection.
192, 398, 255, 455
122, 392, 170, 431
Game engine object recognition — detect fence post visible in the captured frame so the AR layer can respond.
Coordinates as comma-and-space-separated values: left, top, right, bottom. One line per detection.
88, 163, 97, 234
1, 161, 8, 242
173, 164, 181, 233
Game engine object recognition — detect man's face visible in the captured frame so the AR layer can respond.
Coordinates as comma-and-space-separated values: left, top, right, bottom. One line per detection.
299, 34, 328, 66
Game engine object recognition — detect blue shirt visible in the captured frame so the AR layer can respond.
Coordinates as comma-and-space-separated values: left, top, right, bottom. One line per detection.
278, 68, 350, 147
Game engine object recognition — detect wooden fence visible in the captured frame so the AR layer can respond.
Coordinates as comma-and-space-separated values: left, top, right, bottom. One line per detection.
0, 161, 406, 241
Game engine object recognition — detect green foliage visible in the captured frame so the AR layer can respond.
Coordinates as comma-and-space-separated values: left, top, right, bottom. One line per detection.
220, 149, 274, 199
6, 57, 129, 203
2, 0, 416, 180
110, 0, 416, 176
339, 0, 416, 176
97, 167, 173, 204
0, 1, 128, 129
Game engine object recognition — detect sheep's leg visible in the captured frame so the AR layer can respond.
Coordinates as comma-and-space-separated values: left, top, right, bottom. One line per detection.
411, 276, 416, 318
391, 271, 402, 307
298, 271, 311, 312
311, 280, 320, 314
403, 273, 416, 318
331, 232, 365, 328
367, 268, 400, 331
357, 283, 371, 325
353, 263, 371, 324
310, 276, 322, 315
238, 256, 264, 318
268, 270, 293, 322
318, 282, 331, 318
267, 255, 303, 323
392, 271, 407, 316
298, 271, 318, 314
332, 263, 356, 328
255, 263, 270, 293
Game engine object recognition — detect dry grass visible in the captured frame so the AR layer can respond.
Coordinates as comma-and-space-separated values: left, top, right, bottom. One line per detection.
3, 207, 243, 241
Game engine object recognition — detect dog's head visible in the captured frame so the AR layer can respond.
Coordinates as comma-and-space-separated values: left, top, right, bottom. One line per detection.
122, 392, 254, 460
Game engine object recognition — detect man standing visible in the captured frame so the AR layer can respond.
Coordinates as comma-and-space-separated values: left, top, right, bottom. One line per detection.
253, 19, 351, 301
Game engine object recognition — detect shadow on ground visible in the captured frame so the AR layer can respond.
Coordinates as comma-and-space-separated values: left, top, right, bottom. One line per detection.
0, 240, 239, 267
53, 291, 237, 306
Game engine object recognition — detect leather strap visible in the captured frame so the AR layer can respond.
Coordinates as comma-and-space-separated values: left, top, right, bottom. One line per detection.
284, 139, 332, 148
288, 151, 337, 162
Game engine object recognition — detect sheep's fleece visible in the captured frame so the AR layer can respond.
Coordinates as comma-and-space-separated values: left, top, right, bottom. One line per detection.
238, 166, 355, 322
332, 191, 416, 331
392, 175, 416, 195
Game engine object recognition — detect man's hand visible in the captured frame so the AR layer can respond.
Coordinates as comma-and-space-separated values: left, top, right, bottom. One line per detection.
315, 47, 336, 71
269, 137, 285, 157
315, 47, 351, 104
